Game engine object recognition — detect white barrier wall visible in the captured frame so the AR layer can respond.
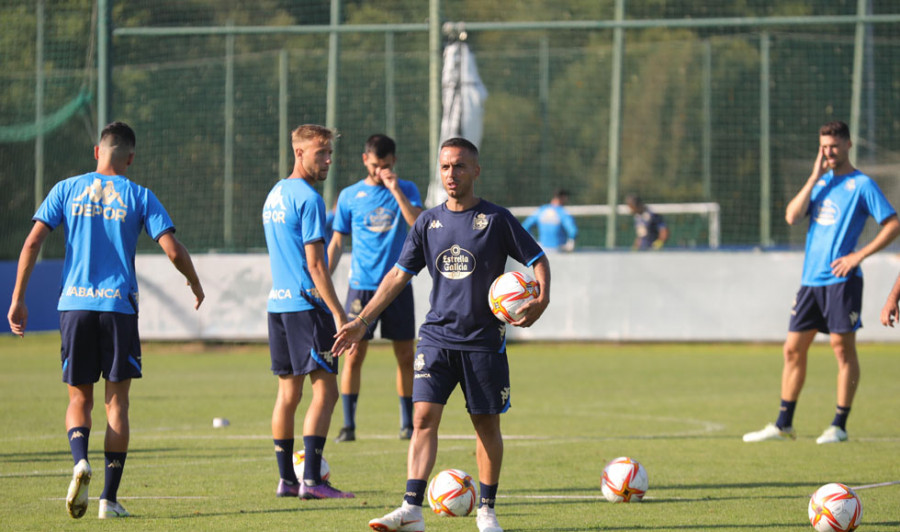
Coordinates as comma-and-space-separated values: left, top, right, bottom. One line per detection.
135, 251, 900, 342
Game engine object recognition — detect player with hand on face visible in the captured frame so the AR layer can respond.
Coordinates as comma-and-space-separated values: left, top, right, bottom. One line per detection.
327, 134, 423, 443
334, 138, 550, 532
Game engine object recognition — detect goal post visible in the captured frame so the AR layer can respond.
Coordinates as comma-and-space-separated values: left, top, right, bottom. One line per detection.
509, 202, 721, 249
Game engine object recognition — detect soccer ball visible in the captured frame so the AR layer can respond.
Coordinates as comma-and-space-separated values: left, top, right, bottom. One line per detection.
488, 271, 539, 324
427, 469, 477, 517
601, 456, 648, 503
292, 449, 330, 482
808, 483, 862, 532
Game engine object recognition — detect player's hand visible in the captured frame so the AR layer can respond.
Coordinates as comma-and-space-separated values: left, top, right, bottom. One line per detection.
379, 168, 399, 192
880, 300, 899, 327
830, 253, 861, 278
332, 318, 366, 357
510, 296, 549, 328
651, 239, 664, 250
812, 146, 829, 179
188, 280, 205, 310
7, 302, 28, 337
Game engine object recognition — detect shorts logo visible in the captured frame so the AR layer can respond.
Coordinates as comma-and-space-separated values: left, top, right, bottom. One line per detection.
849, 311, 859, 326
350, 298, 363, 315
813, 198, 840, 226
436, 245, 476, 279
500, 386, 510, 403
71, 178, 128, 222
320, 350, 334, 365
366, 207, 395, 233
428, 219, 444, 230
472, 213, 488, 230
414, 353, 425, 371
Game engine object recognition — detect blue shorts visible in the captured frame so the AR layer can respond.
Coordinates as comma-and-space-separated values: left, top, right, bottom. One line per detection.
268, 309, 338, 376
789, 276, 863, 334
59, 310, 142, 385
345, 283, 415, 341
412, 346, 510, 415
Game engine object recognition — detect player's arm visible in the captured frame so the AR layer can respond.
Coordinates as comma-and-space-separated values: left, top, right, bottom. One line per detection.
7, 222, 51, 337
381, 170, 423, 227
333, 266, 413, 355
511, 255, 550, 328
786, 148, 828, 225
831, 214, 900, 278
880, 270, 900, 327
306, 239, 348, 331
157, 232, 205, 309
327, 231, 345, 275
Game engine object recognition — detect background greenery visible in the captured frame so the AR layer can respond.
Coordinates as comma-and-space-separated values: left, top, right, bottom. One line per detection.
1, 335, 899, 531
3, 1, 900, 256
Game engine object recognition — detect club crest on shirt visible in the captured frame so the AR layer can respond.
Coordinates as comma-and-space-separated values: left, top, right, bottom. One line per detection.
844, 178, 856, 191
437, 245, 476, 279
365, 206, 395, 233
473, 213, 489, 230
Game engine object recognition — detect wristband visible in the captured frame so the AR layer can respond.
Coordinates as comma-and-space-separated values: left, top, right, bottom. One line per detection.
357, 315, 370, 328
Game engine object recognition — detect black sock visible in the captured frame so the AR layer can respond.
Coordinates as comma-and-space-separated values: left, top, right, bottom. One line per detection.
68, 427, 90, 464
273, 438, 297, 483
775, 399, 797, 429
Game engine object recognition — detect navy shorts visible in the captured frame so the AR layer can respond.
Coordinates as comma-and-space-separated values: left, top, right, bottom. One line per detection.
59, 310, 142, 385
412, 346, 510, 415
268, 309, 338, 376
789, 276, 863, 334
345, 283, 415, 341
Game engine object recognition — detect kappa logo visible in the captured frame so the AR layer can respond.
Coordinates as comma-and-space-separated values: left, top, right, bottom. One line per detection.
355, 190, 368, 198
274, 444, 286, 453
71, 178, 128, 222
319, 350, 334, 365
70, 430, 85, 441
107, 460, 123, 470
500, 386, 510, 403
263, 185, 287, 224
849, 311, 859, 325
428, 219, 444, 230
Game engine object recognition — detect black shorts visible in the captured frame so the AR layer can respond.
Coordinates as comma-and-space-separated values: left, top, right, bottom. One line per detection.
412, 346, 510, 415
788, 276, 863, 334
59, 310, 142, 385
268, 309, 338, 376
345, 283, 415, 341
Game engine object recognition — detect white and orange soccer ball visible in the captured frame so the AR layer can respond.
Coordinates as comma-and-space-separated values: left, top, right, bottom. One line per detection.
601, 456, 648, 503
488, 271, 540, 324
292, 450, 330, 482
808, 483, 862, 532
427, 469, 477, 517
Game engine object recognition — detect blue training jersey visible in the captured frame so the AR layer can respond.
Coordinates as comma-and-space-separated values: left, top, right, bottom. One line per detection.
33, 172, 174, 314
263, 178, 330, 313
397, 199, 545, 352
333, 179, 422, 289
802, 169, 896, 286
522, 204, 578, 250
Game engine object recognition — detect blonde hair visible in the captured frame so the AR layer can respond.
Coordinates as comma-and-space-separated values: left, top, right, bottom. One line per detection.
291, 124, 336, 146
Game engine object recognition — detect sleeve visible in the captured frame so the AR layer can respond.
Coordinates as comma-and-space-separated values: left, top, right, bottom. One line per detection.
403, 180, 424, 209
300, 193, 327, 245
143, 188, 176, 240
504, 209, 545, 267
562, 210, 578, 239
33, 181, 67, 230
332, 189, 352, 235
395, 215, 427, 275
521, 207, 539, 231
861, 178, 897, 224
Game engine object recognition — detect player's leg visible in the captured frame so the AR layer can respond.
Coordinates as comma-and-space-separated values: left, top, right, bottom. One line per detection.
65, 384, 94, 519
393, 339, 415, 438
816, 331, 857, 444
471, 413, 504, 532
337, 339, 368, 442
781, 329, 816, 402
268, 312, 303, 495
300, 369, 354, 498
99, 379, 131, 518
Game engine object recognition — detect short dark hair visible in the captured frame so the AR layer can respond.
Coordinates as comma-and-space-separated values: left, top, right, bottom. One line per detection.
819, 121, 850, 141
365, 134, 396, 159
554, 188, 570, 199
100, 121, 136, 150
625, 193, 643, 207
440, 137, 479, 157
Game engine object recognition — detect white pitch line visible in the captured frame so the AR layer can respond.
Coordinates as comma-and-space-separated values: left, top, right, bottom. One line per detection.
851, 480, 900, 490
46, 496, 209, 501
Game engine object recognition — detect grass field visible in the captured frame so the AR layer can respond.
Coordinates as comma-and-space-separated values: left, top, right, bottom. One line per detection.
1, 334, 899, 531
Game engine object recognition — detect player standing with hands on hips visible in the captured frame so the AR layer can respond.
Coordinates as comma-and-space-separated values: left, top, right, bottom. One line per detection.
334, 138, 550, 532
328, 134, 423, 442
262, 124, 354, 500
7, 121, 205, 519
743, 121, 899, 445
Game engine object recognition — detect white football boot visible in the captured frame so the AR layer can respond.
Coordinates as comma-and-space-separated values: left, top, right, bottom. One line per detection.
742, 423, 796, 442
66, 459, 92, 519
815, 425, 848, 444
368, 501, 425, 532
476, 506, 503, 532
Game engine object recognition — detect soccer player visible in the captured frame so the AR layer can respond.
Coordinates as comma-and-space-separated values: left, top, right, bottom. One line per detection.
521, 188, 578, 251
327, 134, 423, 442
743, 121, 900, 445
625, 193, 669, 250
7, 121, 205, 519
333, 138, 551, 532
262, 124, 354, 499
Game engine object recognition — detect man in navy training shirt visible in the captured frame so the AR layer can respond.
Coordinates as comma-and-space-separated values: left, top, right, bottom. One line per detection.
334, 138, 551, 532
262, 124, 354, 500
7, 121, 205, 519
328, 134, 423, 443
743, 121, 899, 445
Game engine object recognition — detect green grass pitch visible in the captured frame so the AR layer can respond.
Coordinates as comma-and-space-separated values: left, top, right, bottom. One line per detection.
1, 334, 899, 531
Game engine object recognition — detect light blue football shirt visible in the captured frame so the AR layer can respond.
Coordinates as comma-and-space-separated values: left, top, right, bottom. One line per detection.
802, 169, 896, 286
33, 172, 174, 314
263, 178, 330, 313
332, 179, 422, 290
521, 204, 578, 250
